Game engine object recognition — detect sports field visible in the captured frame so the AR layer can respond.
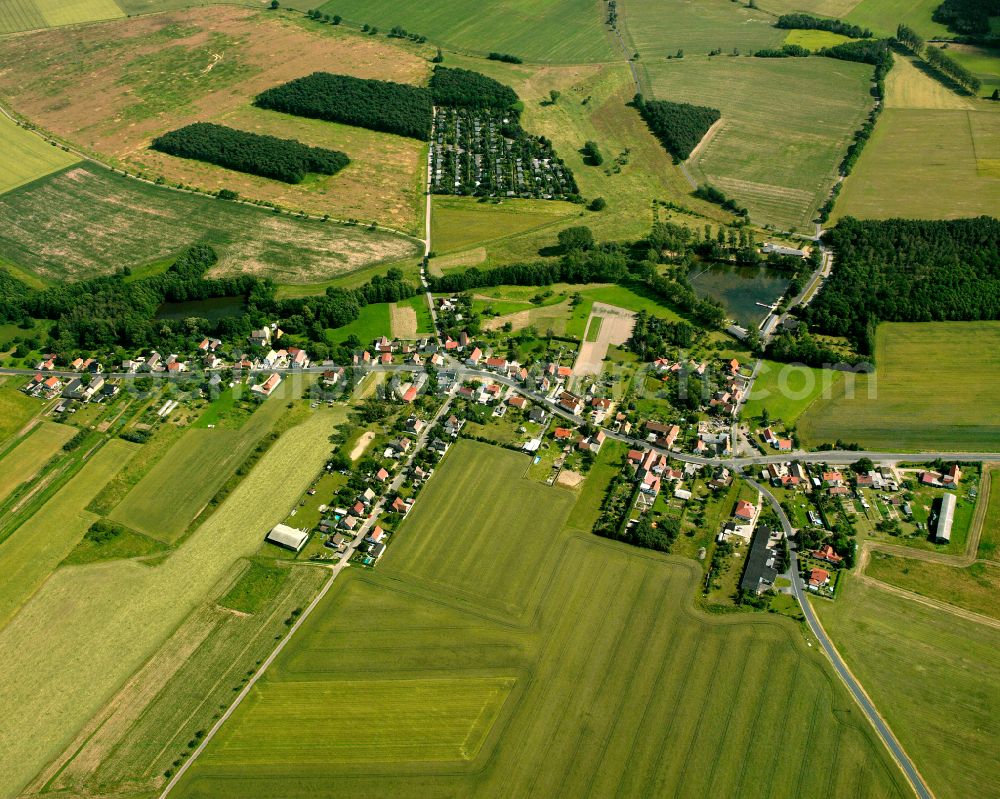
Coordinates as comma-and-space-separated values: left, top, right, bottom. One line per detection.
0, 421, 75, 504
173, 440, 910, 798
315, 0, 614, 63
622, 0, 784, 56
0, 406, 341, 799
0, 113, 79, 195
0, 0, 123, 34
642, 56, 874, 230
0, 439, 138, 628
741, 360, 839, 425
833, 107, 1000, 220
799, 322, 1000, 450
0, 7, 430, 235
109, 389, 292, 543
0, 164, 419, 283
816, 577, 1000, 799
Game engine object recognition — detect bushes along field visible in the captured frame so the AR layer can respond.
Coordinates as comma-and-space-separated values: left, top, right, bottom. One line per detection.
255, 73, 434, 140
634, 97, 720, 161
776, 13, 872, 39
151, 123, 349, 184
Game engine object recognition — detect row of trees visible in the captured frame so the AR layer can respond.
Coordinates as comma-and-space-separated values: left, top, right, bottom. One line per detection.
151, 123, 349, 184
896, 23, 982, 94
804, 217, 1000, 353
487, 52, 523, 64
775, 13, 873, 39
255, 72, 434, 140
693, 183, 749, 218
634, 96, 720, 161
428, 66, 519, 109
754, 44, 810, 58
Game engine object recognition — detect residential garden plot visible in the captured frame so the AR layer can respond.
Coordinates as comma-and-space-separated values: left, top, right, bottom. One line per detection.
0, 7, 429, 233
832, 108, 1000, 220
0, 114, 79, 195
0, 421, 75, 504
798, 322, 1000, 450
430, 107, 577, 199
173, 441, 910, 799
0, 439, 138, 629
0, 407, 340, 799
109, 392, 291, 543
622, 0, 784, 56
866, 552, 1000, 621
314, 0, 615, 64
0, 164, 419, 283
642, 56, 874, 231
816, 577, 1000, 799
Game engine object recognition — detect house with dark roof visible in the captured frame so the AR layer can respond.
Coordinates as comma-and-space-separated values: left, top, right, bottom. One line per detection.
739, 526, 778, 595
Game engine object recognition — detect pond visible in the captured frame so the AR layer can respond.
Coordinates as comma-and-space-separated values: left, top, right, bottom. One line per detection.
155, 296, 245, 323
687, 263, 790, 328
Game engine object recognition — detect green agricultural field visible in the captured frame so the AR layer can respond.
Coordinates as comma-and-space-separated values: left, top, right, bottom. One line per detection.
884, 55, 977, 110
832, 108, 1000, 220
755, 0, 862, 16
431, 196, 576, 254
816, 577, 1000, 799
980, 468, 1000, 559
62, 522, 169, 566
783, 29, 855, 50
0, 439, 138, 628
0, 0, 124, 34
798, 322, 1000, 450
642, 56, 875, 231
845, 0, 950, 39
218, 559, 290, 614
0, 406, 341, 799
0, 114, 79, 195
326, 302, 392, 347
622, 0, 784, 56
0, 421, 75, 504
314, 0, 615, 63
173, 440, 910, 799
109, 392, 292, 543
0, 164, 419, 283
866, 552, 1000, 621
742, 360, 840, 425
0, 382, 39, 445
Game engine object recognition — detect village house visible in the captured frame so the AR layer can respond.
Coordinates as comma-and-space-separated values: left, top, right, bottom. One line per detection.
251, 373, 282, 397
734, 499, 756, 522
467, 346, 483, 366
557, 391, 583, 416
811, 545, 844, 566
808, 567, 831, 590
739, 526, 779, 595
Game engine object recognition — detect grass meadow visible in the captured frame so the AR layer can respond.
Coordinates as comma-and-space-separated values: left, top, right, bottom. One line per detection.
947, 45, 1000, 99
109, 389, 293, 543
0, 403, 341, 799
741, 360, 841, 425
832, 107, 1000, 221
0, 164, 419, 284
0, 421, 75, 504
866, 552, 1000, 621
431, 196, 578, 255
0, 382, 40, 444
0, 114, 79, 195
845, 0, 950, 39
816, 577, 1000, 799
621, 0, 784, 56
315, 0, 615, 63
0, 439, 139, 629
980, 470, 1000, 559
642, 56, 875, 231
326, 302, 392, 347
798, 322, 1000, 450
173, 440, 910, 799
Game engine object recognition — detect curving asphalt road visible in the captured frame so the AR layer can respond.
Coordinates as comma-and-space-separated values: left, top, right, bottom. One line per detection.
748, 477, 934, 799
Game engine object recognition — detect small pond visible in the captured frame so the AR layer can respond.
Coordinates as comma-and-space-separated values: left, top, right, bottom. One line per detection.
687, 263, 790, 328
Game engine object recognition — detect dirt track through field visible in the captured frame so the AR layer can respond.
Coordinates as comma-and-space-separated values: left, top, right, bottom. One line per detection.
572, 302, 635, 376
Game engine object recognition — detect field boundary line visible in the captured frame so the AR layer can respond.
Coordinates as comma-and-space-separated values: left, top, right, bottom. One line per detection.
157, 562, 339, 797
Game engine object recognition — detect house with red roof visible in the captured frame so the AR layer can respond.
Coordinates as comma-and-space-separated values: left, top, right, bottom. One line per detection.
811, 545, 843, 565
808, 567, 831, 589
734, 499, 756, 521
376, 467, 390, 482
251, 373, 282, 397
553, 427, 574, 440
467, 347, 483, 366
508, 395, 527, 410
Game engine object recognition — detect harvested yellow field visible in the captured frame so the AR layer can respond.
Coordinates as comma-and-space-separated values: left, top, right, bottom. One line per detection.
885, 55, 975, 110
0, 421, 75, 504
